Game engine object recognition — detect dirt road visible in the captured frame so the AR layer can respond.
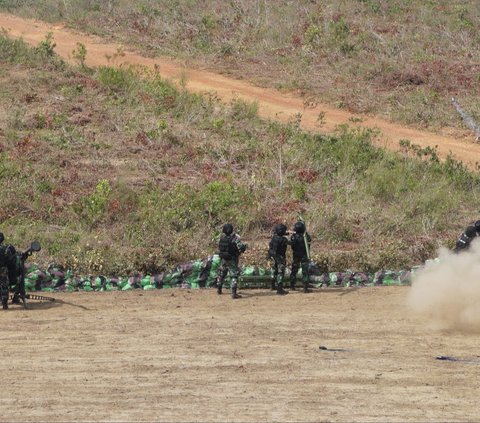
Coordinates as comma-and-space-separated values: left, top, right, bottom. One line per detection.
2, 287, 478, 422
1, 13, 480, 169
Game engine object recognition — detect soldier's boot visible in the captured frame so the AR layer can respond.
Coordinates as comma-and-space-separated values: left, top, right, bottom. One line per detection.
303, 282, 312, 293
276, 283, 288, 296
270, 279, 276, 290
2, 295, 8, 310
231, 284, 241, 299
290, 280, 296, 291
217, 283, 223, 295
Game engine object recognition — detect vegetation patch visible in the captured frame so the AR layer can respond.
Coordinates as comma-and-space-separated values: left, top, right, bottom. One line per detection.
3, 1, 480, 132
0, 34, 479, 275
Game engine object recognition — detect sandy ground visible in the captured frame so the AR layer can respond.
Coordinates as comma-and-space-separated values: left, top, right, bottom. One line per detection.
1, 13, 480, 169
1, 286, 479, 422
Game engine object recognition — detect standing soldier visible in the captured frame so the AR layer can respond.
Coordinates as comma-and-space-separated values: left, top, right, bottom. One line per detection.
289, 221, 312, 293
216, 223, 247, 299
0, 242, 18, 310
268, 224, 290, 295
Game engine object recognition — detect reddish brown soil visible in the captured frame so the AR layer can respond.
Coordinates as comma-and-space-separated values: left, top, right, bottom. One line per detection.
1, 13, 480, 169
2, 287, 479, 422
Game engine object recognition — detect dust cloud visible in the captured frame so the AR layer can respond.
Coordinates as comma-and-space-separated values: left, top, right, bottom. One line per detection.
408, 239, 480, 332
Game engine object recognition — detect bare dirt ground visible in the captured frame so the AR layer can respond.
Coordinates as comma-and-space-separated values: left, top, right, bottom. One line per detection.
2, 13, 480, 169
2, 286, 479, 422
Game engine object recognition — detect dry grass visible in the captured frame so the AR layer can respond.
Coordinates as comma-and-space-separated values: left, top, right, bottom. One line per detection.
2, 0, 480, 133
0, 34, 479, 276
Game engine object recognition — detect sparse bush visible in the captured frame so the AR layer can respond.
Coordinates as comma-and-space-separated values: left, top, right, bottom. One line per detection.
74, 179, 112, 227
72, 42, 87, 68
230, 98, 258, 121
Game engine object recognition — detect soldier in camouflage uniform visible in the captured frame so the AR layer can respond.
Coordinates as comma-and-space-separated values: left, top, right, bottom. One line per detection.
268, 224, 290, 295
289, 221, 312, 293
0, 241, 18, 310
217, 223, 247, 299
453, 221, 480, 253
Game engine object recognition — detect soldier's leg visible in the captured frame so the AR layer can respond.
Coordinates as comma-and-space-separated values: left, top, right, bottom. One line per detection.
0, 278, 8, 310
216, 260, 228, 295
271, 260, 278, 290
290, 258, 299, 290
230, 262, 241, 299
301, 259, 311, 293
276, 259, 287, 295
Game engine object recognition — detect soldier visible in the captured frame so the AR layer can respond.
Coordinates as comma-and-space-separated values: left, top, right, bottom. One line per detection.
289, 221, 312, 293
268, 224, 290, 295
216, 223, 247, 299
0, 242, 18, 310
453, 221, 480, 253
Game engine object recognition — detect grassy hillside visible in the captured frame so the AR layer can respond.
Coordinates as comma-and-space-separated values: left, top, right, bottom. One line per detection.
0, 34, 479, 275
1, 0, 480, 134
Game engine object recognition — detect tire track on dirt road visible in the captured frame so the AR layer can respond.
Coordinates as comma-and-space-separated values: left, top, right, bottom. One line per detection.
1, 13, 479, 170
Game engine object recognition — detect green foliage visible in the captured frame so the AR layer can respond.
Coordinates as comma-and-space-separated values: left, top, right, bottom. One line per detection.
0, 154, 20, 179
74, 180, 112, 226
1, 29, 480, 272
96, 66, 138, 94
35, 32, 56, 57
201, 14, 216, 29
230, 98, 258, 121
305, 24, 322, 45
137, 181, 252, 234
72, 42, 87, 68
0, 34, 34, 63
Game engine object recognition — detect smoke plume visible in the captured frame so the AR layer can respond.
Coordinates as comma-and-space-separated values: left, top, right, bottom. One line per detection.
408, 239, 480, 332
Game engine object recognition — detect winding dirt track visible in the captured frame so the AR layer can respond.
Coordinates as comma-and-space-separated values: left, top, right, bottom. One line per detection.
2, 12, 480, 169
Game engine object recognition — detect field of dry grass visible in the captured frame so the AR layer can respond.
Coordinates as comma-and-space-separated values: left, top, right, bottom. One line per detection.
2, 0, 480, 134
1, 29, 480, 275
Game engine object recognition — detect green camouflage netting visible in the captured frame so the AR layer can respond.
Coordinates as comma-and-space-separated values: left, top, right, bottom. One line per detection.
18, 254, 419, 293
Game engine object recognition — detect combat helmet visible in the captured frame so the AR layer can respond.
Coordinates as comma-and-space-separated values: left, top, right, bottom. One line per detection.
275, 224, 287, 236
222, 223, 234, 235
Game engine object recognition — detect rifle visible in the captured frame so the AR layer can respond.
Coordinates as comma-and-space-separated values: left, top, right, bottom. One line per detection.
9, 293, 55, 302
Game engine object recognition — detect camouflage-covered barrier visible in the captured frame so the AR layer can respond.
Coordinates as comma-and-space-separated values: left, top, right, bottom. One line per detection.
20, 255, 420, 293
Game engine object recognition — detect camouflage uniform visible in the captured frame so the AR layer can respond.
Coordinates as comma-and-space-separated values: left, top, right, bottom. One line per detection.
268, 225, 290, 295
0, 245, 18, 309
453, 225, 478, 253
217, 228, 247, 299
290, 231, 312, 292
